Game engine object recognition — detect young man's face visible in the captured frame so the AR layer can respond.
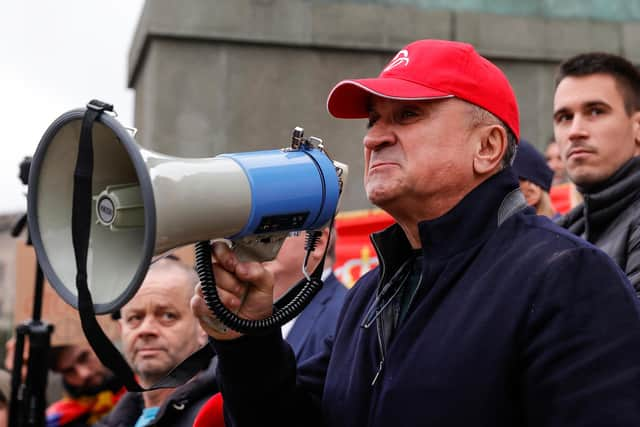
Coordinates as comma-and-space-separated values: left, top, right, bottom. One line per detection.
119, 267, 206, 386
553, 73, 640, 187
54, 344, 110, 390
363, 97, 480, 220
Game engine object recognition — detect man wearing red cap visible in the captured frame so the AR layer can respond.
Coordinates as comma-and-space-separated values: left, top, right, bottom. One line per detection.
192, 40, 640, 426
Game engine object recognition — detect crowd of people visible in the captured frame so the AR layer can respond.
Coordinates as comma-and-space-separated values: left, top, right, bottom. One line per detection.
2, 228, 347, 427
4, 38, 640, 426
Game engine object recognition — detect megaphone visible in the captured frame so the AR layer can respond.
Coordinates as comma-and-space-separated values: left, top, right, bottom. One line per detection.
27, 106, 347, 316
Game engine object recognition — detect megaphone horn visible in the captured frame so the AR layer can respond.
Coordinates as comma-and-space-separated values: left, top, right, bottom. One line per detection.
27, 108, 347, 315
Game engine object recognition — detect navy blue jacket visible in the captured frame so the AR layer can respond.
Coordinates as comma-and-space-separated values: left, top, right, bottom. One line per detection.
286, 272, 347, 363
214, 169, 640, 426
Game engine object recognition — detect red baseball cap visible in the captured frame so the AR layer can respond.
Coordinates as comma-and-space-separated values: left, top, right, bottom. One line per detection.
327, 39, 520, 139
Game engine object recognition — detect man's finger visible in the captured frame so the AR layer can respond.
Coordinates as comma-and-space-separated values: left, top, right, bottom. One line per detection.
234, 261, 274, 295
195, 283, 245, 312
211, 261, 249, 298
191, 293, 243, 340
212, 241, 238, 273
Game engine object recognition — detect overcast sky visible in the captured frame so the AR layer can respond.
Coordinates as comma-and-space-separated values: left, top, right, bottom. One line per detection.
0, 0, 145, 214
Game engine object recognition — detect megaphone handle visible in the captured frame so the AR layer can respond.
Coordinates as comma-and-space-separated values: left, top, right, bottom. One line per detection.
195, 238, 325, 335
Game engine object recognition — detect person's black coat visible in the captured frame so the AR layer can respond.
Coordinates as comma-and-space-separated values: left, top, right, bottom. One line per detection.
559, 156, 640, 295
95, 357, 217, 427
214, 168, 640, 426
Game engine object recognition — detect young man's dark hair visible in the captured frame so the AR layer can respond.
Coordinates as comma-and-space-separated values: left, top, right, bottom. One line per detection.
555, 52, 640, 114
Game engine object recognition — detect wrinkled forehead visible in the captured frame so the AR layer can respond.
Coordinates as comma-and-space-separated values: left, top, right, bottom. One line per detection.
123, 271, 194, 312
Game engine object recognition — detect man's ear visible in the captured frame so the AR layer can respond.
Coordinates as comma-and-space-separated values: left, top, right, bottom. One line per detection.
632, 111, 640, 153
305, 228, 330, 274
312, 228, 331, 258
301, 228, 331, 275
472, 124, 507, 175
197, 327, 208, 346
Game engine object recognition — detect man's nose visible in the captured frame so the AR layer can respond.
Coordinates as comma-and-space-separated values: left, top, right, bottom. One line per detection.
568, 114, 588, 140
137, 315, 160, 336
76, 364, 92, 382
363, 122, 396, 151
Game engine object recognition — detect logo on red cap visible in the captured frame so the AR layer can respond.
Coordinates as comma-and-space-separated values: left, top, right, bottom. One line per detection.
383, 50, 410, 72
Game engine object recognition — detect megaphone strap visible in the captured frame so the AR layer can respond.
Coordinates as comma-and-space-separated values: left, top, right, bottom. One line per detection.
71, 100, 214, 392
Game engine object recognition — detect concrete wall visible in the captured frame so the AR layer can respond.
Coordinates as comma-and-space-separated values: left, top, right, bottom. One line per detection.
308, 0, 640, 22
128, 0, 640, 211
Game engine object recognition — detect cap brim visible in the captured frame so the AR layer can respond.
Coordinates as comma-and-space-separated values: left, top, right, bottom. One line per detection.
327, 78, 453, 118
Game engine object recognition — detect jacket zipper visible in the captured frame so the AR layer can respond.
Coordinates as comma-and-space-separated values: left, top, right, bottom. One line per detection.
370, 236, 387, 387
401, 263, 424, 324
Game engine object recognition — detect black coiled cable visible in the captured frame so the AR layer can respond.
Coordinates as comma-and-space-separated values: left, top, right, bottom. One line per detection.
195, 239, 324, 335
302, 230, 322, 278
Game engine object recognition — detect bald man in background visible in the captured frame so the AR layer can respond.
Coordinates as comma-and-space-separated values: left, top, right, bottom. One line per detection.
97, 257, 217, 427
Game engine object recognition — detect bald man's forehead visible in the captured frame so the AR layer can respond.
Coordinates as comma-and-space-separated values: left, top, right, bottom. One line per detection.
122, 268, 194, 310
141, 270, 194, 294
148, 260, 197, 284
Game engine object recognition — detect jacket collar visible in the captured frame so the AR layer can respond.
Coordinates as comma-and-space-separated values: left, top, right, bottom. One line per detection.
577, 155, 640, 195
107, 354, 218, 424
560, 156, 640, 239
158, 354, 218, 409
371, 168, 522, 284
